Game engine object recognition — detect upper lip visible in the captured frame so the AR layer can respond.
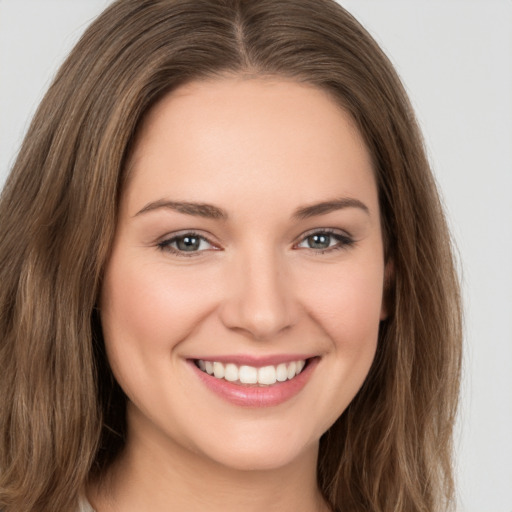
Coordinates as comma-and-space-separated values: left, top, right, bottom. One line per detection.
188, 354, 317, 367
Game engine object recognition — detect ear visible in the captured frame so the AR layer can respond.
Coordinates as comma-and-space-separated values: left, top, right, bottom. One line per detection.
380, 260, 394, 320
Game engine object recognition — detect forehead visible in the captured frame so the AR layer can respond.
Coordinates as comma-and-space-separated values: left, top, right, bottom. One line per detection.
125, 77, 377, 216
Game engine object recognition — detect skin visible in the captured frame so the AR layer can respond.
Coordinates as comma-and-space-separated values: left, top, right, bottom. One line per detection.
92, 77, 387, 512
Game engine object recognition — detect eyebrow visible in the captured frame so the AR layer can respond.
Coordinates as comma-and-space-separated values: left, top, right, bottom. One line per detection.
134, 197, 369, 220
292, 198, 369, 219
135, 200, 227, 219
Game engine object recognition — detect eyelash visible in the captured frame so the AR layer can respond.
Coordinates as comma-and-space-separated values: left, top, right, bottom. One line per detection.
157, 231, 214, 258
156, 229, 355, 258
296, 228, 355, 255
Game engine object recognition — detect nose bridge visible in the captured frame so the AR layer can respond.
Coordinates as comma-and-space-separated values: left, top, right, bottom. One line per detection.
219, 243, 296, 340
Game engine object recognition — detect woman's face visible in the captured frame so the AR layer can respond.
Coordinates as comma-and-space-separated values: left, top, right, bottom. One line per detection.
101, 78, 387, 471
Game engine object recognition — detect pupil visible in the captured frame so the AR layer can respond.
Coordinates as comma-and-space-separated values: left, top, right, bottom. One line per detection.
309, 234, 330, 249
177, 236, 200, 251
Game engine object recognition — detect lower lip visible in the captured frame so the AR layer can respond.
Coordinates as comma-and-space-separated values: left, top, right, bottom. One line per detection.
189, 358, 319, 408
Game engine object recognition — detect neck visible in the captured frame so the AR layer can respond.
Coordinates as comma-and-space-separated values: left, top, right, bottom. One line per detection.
88, 413, 329, 512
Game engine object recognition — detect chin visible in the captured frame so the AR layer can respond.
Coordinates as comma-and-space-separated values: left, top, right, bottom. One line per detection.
188, 422, 321, 473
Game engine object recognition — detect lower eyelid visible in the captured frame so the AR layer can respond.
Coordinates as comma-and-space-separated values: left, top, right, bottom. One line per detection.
309, 238, 355, 255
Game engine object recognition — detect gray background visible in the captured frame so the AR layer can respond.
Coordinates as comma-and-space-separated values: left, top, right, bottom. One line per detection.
1, 1, 511, 510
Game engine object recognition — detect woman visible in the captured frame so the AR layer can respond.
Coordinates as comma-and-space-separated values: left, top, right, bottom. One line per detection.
0, 1, 462, 511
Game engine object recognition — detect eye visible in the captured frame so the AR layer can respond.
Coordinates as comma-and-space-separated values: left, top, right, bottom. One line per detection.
295, 229, 354, 253
157, 232, 217, 256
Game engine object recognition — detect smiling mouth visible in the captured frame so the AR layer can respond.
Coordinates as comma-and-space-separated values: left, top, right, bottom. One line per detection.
194, 359, 310, 386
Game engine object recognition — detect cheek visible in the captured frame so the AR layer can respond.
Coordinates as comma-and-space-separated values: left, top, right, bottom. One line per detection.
297, 261, 384, 429
300, 259, 385, 350
101, 257, 212, 345
99, 256, 220, 395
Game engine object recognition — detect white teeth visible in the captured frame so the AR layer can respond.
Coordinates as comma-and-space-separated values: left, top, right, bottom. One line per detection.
213, 362, 225, 379
276, 363, 288, 382
196, 359, 307, 385
239, 365, 258, 384
287, 362, 297, 380
258, 366, 277, 385
224, 363, 239, 382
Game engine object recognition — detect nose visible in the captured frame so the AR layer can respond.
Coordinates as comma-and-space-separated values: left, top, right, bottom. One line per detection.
218, 247, 298, 340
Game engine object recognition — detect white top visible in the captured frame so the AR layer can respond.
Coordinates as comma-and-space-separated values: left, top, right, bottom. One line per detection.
77, 496, 95, 512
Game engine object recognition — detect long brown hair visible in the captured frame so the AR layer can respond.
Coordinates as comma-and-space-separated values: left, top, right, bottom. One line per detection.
0, 1, 462, 510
